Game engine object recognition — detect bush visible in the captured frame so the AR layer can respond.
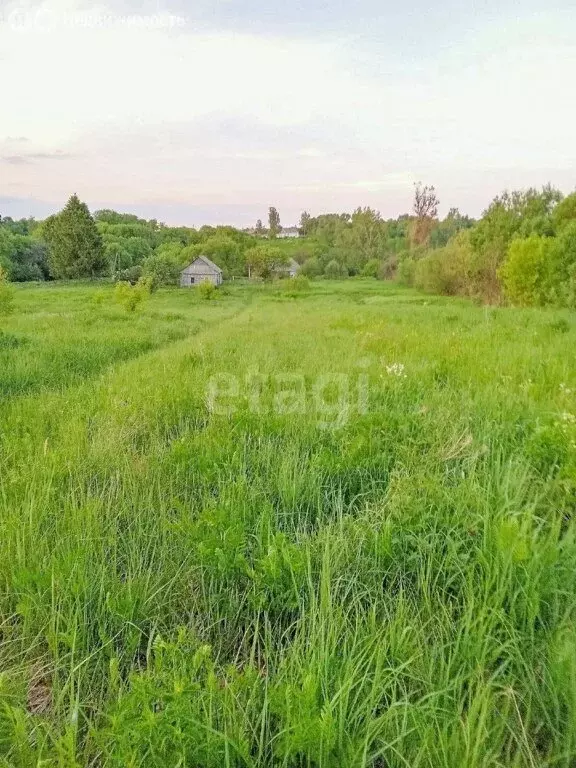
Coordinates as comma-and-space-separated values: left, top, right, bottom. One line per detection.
361, 259, 380, 278
396, 257, 416, 287
142, 251, 182, 287
113, 279, 151, 312
114, 265, 142, 285
499, 235, 552, 306
500, 225, 576, 308
136, 275, 155, 296
289, 274, 310, 292
548, 222, 576, 307
0, 266, 14, 314
300, 257, 322, 278
324, 259, 345, 280
379, 254, 398, 280
197, 281, 217, 300
415, 236, 472, 296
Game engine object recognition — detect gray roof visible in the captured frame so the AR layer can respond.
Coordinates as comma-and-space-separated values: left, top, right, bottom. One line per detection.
278, 258, 300, 271
181, 255, 222, 273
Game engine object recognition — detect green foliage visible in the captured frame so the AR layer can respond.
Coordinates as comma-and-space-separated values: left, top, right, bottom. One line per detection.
324, 259, 346, 279
414, 231, 474, 296
114, 264, 143, 284
113, 278, 151, 312
268, 206, 281, 239
361, 258, 380, 278
142, 245, 183, 286
396, 256, 417, 286
245, 244, 288, 279
286, 274, 310, 292
300, 256, 322, 278
190, 235, 242, 277
552, 192, 576, 232
43, 194, 106, 279
197, 280, 217, 300
0, 265, 15, 314
499, 235, 553, 306
500, 224, 576, 308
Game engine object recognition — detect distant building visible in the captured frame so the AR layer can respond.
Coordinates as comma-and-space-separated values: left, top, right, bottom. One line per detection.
180, 255, 223, 287
278, 226, 300, 239
277, 258, 301, 278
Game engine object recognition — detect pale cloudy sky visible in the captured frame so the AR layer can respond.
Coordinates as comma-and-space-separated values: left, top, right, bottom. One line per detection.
1, 0, 575, 226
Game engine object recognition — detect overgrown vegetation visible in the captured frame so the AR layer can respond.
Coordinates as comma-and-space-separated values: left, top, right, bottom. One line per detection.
0, 280, 575, 765
2, 183, 575, 306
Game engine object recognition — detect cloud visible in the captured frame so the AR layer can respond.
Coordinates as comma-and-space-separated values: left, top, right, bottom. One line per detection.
0, 150, 72, 164
1, 0, 575, 224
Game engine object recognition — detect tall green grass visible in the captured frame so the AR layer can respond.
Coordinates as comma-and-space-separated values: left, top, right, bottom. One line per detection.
0, 280, 575, 766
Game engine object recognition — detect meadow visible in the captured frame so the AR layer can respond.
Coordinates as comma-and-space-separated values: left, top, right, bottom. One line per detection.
1, 279, 576, 767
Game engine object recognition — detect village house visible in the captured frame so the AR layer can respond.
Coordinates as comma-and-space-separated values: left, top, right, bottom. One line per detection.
180, 255, 223, 287
277, 258, 301, 278
278, 226, 300, 239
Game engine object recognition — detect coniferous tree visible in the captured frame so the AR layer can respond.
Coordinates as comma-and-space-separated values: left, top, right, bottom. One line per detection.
44, 194, 106, 279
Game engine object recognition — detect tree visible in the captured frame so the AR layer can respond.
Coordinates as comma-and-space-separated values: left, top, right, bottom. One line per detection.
142, 242, 184, 286
43, 194, 106, 279
411, 182, 440, 248
255, 219, 266, 237
268, 207, 281, 239
299, 211, 312, 236
245, 244, 287, 279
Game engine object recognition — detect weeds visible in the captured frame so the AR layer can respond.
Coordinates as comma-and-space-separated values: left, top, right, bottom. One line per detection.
0, 280, 575, 765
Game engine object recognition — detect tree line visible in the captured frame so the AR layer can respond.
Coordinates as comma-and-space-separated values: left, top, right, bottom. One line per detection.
1, 184, 575, 306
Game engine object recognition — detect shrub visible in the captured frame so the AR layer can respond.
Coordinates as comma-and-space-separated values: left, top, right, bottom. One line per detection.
114, 280, 148, 312
379, 254, 398, 280
300, 257, 322, 278
415, 234, 473, 296
0, 266, 14, 315
396, 257, 416, 287
197, 281, 217, 300
136, 275, 155, 295
499, 235, 552, 306
114, 265, 142, 285
142, 251, 182, 287
324, 259, 344, 280
361, 259, 380, 278
289, 274, 310, 292
547, 222, 576, 307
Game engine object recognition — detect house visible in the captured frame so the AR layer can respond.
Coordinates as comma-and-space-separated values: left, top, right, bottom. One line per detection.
277, 258, 301, 278
180, 255, 223, 287
278, 226, 300, 239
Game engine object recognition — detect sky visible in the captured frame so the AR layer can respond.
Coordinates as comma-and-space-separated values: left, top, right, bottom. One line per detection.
1, 0, 575, 227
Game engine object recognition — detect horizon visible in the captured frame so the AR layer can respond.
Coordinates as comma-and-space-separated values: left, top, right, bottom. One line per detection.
1, 0, 575, 227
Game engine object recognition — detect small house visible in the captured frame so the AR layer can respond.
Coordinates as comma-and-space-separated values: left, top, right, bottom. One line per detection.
277, 258, 301, 278
180, 256, 223, 287
278, 226, 300, 239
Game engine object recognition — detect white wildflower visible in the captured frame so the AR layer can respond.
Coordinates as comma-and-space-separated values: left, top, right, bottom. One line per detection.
385, 363, 407, 378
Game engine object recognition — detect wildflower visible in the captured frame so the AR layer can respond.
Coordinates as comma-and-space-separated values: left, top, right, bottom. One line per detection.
560, 383, 573, 395
385, 363, 407, 378
560, 412, 576, 425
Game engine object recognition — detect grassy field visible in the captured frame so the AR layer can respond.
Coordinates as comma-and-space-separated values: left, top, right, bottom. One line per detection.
1, 279, 576, 767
